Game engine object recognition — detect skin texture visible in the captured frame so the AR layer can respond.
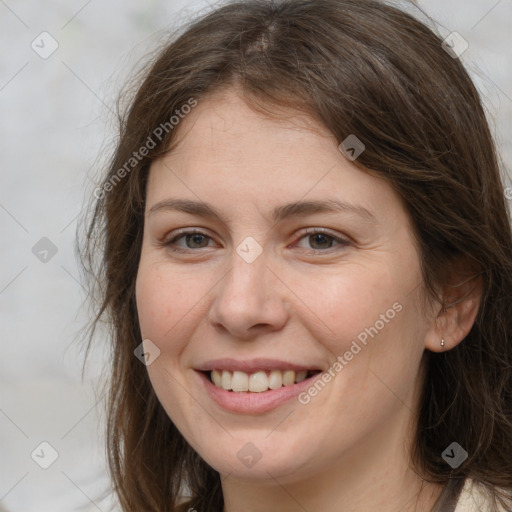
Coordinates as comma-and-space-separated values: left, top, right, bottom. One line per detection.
135, 88, 481, 512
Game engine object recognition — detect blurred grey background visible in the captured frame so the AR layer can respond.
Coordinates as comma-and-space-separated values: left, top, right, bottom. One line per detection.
0, 1, 510, 511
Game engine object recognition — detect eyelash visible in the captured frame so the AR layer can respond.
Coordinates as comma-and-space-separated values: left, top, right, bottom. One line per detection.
163, 228, 350, 254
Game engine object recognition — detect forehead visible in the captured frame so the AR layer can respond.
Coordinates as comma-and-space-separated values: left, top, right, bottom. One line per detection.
170, 88, 334, 156
152, 89, 351, 189
146, 87, 404, 227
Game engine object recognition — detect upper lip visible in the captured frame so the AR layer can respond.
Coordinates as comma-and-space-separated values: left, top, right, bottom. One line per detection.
194, 358, 322, 373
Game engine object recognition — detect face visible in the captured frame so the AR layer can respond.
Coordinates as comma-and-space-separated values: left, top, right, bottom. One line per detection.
135, 88, 433, 484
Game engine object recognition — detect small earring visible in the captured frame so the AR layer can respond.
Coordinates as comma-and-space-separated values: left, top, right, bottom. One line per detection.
440, 338, 445, 347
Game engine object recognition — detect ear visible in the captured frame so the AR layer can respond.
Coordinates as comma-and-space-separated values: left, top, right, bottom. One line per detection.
424, 270, 483, 353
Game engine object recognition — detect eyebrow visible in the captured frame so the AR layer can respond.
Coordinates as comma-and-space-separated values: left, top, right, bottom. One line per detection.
148, 198, 375, 222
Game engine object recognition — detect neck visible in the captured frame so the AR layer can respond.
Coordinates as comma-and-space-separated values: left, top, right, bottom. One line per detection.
222, 475, 443, 512
221, 440, 444, 512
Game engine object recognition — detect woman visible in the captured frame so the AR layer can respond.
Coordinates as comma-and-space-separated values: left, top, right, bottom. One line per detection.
81, 0, 512, 510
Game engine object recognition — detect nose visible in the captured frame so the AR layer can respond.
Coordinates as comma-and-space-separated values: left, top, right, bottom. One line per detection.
207, 247, 289, 340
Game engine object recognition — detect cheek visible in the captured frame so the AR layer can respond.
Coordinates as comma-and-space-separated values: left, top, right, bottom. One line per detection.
135, 261, 209, 434
298, 258, 426, 397
296, 263, 404, 354
135, 261, 204, 347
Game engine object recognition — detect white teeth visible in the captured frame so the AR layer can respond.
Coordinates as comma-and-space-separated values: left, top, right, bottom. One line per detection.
221, 370, 232, 390
295, 370, 308, 383
231, 371, 249, 392
268, 370, 283, 389
210, 369, 313, 392
211, 369, 222, 387
249, 371, 268, 392
282, 370, 295, 386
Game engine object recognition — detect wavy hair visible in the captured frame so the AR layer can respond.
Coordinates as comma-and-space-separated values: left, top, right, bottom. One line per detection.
80, 1, 512, 510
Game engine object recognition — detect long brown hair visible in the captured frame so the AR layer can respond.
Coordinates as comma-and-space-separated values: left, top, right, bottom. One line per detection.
80, 0, 512, 510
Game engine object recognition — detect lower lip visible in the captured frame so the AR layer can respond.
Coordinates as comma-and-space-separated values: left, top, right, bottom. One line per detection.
196, 371, 321, 414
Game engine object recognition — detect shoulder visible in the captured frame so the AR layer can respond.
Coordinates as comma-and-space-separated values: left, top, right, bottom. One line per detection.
454, 479, 510, 512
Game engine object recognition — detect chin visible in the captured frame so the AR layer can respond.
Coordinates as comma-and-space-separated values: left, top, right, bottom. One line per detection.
191, 433, 319, 483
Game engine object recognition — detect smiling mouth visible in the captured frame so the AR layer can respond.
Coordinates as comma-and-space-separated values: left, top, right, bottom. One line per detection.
204, 369, 322, 393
